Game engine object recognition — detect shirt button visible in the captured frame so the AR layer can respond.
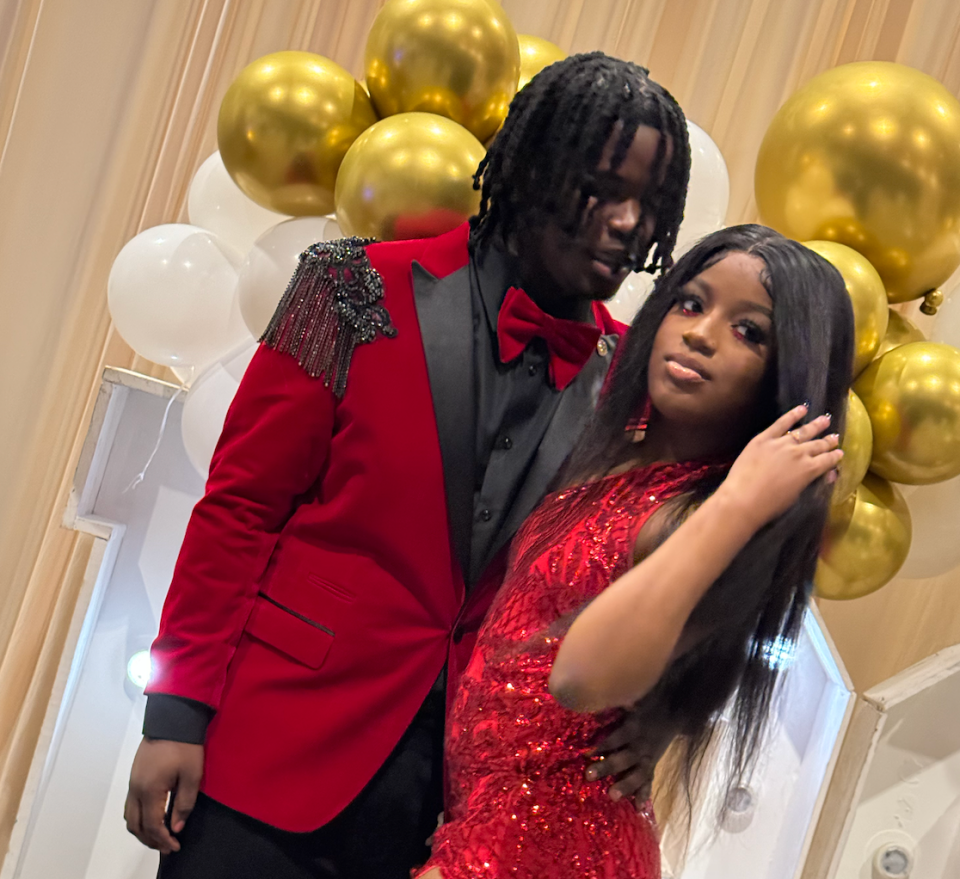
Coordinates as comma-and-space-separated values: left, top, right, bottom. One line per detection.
501, 436, 513, 450
527, 364, 538, 376
479, 508, 492, 522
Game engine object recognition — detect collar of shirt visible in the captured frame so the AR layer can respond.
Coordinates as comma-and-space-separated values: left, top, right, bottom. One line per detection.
473, 243, 523, 337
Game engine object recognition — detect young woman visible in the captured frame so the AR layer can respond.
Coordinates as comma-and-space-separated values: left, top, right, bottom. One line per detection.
417, 224, 854, 879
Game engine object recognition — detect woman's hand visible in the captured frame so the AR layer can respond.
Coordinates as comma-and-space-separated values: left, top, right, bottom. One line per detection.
718, 404, 842, 531
586, 695, 681, 808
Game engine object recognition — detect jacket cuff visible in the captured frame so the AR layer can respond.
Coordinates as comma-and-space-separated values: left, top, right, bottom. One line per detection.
143, 694, 214, 744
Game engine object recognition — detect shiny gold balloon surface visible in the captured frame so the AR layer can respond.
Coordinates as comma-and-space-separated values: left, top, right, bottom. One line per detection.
335, 112, 485, 241
518, 35, 566, 91
816, 474, 911, 600
218, 52, 377, 216
364, 0, 520, 143
874, 309, 925, 360
757, 62, 960, 303
854, 341, 960, 484
804, 240, 888, 376
833, 390, 873, 504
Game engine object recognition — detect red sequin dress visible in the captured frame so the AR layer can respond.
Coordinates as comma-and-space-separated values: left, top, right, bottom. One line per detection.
416, 461, 726, 879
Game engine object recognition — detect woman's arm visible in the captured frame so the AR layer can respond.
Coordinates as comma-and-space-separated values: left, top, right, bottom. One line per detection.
549, 406, 840, 713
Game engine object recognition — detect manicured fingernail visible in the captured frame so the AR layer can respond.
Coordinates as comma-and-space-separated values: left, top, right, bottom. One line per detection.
609, 788, 623, 801
585, 767, 598, 781
827, 470, 838, 484
824, 412, 833, 421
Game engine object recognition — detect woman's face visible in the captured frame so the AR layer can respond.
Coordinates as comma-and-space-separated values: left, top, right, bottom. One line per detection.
647, 251, 775, 435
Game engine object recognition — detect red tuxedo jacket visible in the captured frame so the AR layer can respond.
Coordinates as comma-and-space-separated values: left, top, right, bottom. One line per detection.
147, 223, 625, 831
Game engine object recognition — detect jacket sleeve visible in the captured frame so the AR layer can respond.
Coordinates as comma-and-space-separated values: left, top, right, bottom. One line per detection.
145, 342, 337, 711
142, 693, 214, 743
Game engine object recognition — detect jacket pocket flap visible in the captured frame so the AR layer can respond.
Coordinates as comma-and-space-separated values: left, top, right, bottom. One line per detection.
244, 595, 334, 669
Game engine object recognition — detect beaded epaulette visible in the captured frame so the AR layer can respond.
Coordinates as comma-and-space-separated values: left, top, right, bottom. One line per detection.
260, 237, 397, 398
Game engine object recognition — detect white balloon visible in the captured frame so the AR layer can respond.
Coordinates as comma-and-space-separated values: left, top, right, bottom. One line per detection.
180, 339, 259, 477
187, 151, 288, 256
898, 473, 960, 578
237, 216, 343, 338
606, 271, 655, 324
683, 122, 729, 229
674, 121, 730, 256
108, 224, 252, 368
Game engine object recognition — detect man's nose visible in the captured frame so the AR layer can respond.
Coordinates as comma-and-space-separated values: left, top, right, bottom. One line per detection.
606, 197, 642, 232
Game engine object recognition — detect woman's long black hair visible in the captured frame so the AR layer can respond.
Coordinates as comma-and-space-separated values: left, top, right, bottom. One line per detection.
563, 224, 855, 824
469, 52, 690, 274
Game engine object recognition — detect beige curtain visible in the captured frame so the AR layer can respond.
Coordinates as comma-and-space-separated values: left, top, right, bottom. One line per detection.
1, 0, 959, 861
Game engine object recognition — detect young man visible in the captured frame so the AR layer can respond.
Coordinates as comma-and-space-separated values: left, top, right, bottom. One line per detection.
125, 53, 691, 879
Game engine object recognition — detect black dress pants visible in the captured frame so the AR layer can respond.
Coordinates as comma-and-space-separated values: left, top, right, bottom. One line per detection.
158, 687, 445, 879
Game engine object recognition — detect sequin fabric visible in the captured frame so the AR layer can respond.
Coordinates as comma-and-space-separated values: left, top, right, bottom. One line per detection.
260, 237, 396, 397
417, 460, 728, 879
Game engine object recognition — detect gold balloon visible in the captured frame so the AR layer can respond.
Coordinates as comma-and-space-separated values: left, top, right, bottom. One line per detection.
364, 0, 520, 143
334, 112, 486, 241
816, 474, 911, 600
874, 309, 925, 360
518, 34, 566, 91
756, 62, 960, 303
803, 240, 888, 376
833, 390, 873, 504
218, 51, 377, 216
854, 341, 960, 484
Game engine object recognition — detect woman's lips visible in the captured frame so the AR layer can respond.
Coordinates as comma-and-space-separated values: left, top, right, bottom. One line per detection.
665, 356, 709, 383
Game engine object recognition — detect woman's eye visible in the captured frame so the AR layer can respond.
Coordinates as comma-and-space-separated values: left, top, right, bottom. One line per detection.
678, 296, 702, 315
735, 321, 768, 345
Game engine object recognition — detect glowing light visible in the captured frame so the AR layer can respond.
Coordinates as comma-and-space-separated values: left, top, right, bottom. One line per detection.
127, 650, 152, 689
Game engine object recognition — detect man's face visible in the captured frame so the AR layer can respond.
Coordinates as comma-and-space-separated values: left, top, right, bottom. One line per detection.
524, 124, 672, 305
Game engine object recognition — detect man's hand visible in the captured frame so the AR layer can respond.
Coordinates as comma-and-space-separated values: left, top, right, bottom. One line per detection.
586, 699, 679, 811
124, 738, 204, 854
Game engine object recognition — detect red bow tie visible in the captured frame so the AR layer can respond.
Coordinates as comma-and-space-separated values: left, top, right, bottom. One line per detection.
497, 286, 602, 390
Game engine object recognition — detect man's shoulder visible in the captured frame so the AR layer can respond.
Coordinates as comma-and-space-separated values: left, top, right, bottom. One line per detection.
366, 222, 471, 281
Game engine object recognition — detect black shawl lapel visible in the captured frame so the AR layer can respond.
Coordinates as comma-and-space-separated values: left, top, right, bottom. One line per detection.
411, 261, 477, 578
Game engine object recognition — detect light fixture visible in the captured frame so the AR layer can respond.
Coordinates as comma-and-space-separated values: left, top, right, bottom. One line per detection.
873, 843, 913, 878
126, 650, 152, 689
720, 785, 757, 833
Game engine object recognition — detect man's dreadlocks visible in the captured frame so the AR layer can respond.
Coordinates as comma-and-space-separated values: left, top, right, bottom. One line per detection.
469, 52, 690, 274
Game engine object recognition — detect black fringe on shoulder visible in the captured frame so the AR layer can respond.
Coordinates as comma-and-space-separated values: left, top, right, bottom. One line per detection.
260, 237, 397, 397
